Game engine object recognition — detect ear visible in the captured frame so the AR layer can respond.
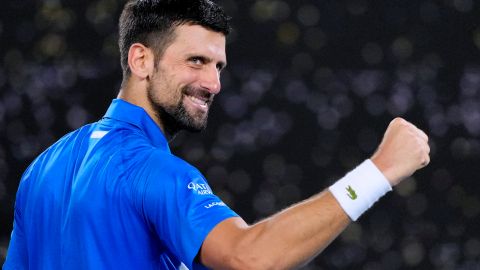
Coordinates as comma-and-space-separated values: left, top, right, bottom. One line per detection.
127, 43, 154, 80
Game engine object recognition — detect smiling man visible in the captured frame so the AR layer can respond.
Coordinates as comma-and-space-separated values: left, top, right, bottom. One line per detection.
118, 22, 226, 136
3, 1, 430, 269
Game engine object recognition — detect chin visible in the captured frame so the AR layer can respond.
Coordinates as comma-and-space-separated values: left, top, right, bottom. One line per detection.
173, 114, 208, 134
158, 99, 210, 135
188, 118, 208, 132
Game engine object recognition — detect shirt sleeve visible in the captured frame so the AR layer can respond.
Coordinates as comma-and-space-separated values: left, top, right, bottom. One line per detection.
140, 156, 239, 270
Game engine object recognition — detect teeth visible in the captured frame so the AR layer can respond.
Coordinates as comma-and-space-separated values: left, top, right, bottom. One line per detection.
188, 95, 207, 107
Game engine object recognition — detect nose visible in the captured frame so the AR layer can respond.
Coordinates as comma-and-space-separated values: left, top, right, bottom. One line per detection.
199, 66, 221, 95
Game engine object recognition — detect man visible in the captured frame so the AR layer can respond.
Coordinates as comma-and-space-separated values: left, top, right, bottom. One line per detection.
3, 0, 430, 269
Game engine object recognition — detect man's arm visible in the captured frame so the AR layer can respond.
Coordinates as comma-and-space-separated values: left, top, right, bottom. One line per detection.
199, 118, 430, 270
200, 192, 349, 269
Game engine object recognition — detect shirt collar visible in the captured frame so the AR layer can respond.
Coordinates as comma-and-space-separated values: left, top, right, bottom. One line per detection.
103, 99, 170, 153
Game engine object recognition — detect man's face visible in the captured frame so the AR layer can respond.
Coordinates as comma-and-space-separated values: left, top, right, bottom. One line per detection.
147, 24, 227, 135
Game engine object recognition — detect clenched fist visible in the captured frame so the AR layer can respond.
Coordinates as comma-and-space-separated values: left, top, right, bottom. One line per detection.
371, 118, 430, 186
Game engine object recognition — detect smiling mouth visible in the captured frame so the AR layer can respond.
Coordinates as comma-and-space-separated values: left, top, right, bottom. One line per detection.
183, 87, 213, 112
187, 95, 208, 108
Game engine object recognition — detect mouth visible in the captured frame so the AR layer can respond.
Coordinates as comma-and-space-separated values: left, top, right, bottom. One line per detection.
183, 89, 213, 113
187, 95, 208, 109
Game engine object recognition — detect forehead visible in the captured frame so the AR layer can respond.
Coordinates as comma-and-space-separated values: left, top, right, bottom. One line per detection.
165, 24, 227, 60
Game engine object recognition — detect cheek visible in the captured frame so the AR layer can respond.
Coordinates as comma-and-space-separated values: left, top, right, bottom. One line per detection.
177, 67, 200, 86
149, 77, 177, 105
153, 66, 199, 99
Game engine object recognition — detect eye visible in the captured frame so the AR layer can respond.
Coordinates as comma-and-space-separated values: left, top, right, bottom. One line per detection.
189, 56, 205, 65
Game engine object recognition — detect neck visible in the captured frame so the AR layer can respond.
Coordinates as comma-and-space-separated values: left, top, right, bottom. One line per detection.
117, 83, 169, 138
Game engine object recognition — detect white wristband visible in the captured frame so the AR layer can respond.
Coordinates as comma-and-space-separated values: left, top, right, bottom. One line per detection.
328, 159, 392, 221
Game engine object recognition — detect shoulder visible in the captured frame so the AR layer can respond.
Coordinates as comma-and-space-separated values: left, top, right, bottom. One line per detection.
23, 124, 96, 174
133, 149, 213, 211
131, 149, 213, 201
16, 124, 97, 203
41, 123, 97, 156
143, 150, 203, 182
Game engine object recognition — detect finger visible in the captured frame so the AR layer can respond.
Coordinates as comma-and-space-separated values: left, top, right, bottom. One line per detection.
390, 117, 406, 127
417, 136, 430, 153
421, 142, 430, 159
404, 121, 428, 141
421, 154, 430, 167
421, 143, 431, 166
425, 141, 431, 154
417, 128, 429, 142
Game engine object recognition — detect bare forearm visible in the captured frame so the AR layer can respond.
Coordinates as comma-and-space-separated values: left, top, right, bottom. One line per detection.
219, 191, 350, 270
243, 191, 349, 269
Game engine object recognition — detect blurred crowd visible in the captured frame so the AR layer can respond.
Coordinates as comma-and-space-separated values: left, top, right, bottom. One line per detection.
1, 0, 480, 268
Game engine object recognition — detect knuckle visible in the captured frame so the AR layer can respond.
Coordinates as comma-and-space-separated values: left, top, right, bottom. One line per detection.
391, 117, 405, 126
413, 137, 423, 148
423, 157, 430, 166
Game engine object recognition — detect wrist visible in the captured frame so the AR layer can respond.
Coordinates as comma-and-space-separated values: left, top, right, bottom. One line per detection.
329, 159, 392, 221
370, 155, 397, 186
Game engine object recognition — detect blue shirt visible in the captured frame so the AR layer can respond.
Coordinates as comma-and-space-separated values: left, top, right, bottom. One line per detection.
4, 99, 238, 270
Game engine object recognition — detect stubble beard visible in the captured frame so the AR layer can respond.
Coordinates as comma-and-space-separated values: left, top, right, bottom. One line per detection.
147, 83, 209, 137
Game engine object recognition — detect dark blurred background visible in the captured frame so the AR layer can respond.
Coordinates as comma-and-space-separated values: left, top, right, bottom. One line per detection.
1, 0, 480, 269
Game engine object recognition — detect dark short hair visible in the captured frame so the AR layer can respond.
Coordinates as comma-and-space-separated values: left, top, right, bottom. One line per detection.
118, 0, 231, 79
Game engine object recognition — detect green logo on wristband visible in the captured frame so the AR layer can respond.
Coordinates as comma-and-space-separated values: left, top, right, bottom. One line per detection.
346, 186, 357, 200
